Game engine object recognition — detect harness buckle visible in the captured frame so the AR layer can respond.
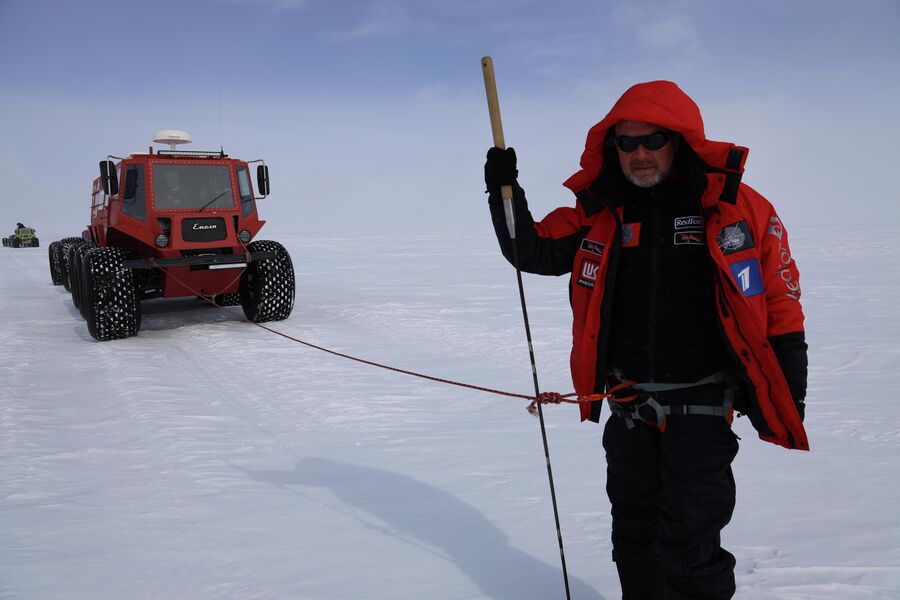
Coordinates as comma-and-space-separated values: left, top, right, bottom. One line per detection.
607, 393, 668, 429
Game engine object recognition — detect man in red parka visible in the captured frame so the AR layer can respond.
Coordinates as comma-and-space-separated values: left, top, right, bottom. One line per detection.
485, 81, 808, 599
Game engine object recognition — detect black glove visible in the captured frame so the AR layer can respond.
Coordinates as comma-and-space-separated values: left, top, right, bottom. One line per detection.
484, 147, 518, 194
770, 332, 808, 423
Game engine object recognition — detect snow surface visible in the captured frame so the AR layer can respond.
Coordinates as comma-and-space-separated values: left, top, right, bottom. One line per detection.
1, 224, 899, 599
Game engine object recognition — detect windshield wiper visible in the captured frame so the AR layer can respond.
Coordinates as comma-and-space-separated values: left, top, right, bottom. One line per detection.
197, 191, 229, 212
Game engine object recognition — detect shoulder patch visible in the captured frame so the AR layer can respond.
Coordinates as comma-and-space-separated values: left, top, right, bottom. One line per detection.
621, 223, 641, 248
730, 259, 764, 297
716, 221, 754, 255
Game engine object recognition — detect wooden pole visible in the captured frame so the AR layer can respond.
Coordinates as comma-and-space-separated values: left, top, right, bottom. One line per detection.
480, 57, 515, 225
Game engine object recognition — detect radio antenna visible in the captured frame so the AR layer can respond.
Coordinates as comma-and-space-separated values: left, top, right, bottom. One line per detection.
217, 63, 224, 152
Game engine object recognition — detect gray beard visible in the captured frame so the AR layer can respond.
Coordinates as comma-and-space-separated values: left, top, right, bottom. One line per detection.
627, 167, 669, 188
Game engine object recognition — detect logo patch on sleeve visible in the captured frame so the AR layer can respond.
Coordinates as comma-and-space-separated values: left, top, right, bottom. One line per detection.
580, 238, 606, 257
577, 258, 600, 289
729, 259, 764, 297
621, 223, 641, 248
716, 221, 754, 255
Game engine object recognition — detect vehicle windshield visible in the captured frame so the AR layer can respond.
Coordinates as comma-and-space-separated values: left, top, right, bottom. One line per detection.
152, 164, 235, 210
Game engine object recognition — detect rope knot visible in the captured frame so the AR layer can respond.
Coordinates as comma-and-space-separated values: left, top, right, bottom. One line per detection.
527, 391, 564, 416
538, 391, 564, 404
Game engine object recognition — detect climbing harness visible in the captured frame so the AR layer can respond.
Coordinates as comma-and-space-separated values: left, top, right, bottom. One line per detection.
606, 368, 738, 430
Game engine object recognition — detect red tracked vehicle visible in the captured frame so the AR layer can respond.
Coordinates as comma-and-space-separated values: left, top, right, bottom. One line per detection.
49, 130, 295, 341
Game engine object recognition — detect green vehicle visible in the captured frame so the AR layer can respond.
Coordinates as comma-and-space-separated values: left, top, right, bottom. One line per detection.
2, 223, 40, 248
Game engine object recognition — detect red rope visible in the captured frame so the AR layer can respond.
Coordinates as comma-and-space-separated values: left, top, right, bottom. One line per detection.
154, 263, 634, 413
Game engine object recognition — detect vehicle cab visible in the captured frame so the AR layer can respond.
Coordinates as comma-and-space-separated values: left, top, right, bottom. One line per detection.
91, 129, 270, 258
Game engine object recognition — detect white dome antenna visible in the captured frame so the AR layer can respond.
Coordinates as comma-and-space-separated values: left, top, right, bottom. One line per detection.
153, 129, 192, 151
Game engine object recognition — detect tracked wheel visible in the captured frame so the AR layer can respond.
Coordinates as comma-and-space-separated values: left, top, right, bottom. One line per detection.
58, 237, 85, 291
213, 292, 241, 307
83, 247, 142, 341
48, 241, 64, 285
239, 240, 295, 323
72, 242, 97, 316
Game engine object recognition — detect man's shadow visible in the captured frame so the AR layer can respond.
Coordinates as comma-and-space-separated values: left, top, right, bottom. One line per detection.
244, 457, 604, 600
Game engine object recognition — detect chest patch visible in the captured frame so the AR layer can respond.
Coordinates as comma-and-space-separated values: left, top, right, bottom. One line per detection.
717, 221, 754, 255
674, 231, 705, 245
672, 214, 704, 245
577, 258, 600, 289
621, 223, 641, 248
580, 238, 606, 257
674, 215, 703, 230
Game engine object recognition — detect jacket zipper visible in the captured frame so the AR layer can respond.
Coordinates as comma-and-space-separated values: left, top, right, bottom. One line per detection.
646, 190, 660, 379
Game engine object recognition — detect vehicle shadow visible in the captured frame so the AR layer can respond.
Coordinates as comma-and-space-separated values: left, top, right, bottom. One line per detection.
138, 297, 242, 332
244, 457, 605, 600
56, 292, 94, 341
58, 291, 245, 337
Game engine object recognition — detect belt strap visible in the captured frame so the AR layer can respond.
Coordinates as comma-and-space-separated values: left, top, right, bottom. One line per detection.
610, 368, 733, 393
665, 404, 726, 417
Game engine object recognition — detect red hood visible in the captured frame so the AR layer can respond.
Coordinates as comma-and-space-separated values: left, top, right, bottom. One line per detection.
563, 80, 748, 192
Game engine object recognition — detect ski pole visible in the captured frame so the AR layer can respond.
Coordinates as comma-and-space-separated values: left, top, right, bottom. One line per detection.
481, 55, 572, 600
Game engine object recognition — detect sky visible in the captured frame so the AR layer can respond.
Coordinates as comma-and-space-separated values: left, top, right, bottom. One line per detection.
1, 0, 899, 234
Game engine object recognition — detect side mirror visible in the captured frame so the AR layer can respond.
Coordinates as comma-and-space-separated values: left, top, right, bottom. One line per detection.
99, 160, 119, 196
256, 164, 270, 197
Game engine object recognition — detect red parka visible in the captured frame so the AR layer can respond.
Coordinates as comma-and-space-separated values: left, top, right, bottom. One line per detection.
491, 81, 808, 450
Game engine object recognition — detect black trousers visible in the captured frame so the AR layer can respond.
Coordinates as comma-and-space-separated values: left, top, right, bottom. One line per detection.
603, 406, 739, 599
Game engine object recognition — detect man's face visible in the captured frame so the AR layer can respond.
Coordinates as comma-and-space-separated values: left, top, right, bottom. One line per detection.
615, 120, 678, 188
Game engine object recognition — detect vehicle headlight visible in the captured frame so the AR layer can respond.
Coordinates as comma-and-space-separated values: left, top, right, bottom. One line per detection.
238, 230, 251, 244
155, 234, 169, 248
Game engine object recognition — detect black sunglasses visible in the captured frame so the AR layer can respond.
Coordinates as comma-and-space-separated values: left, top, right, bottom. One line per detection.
615, 132, 674, 153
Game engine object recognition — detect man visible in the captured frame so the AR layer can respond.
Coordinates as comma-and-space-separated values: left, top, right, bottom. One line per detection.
484, 80, 808, 599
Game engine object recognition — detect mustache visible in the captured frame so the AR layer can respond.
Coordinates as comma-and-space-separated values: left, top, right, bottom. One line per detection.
629, 160, 657, 169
